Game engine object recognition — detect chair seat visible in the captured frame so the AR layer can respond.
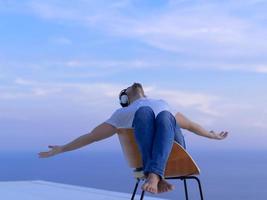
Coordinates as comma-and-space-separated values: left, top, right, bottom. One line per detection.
117, 128, 200, 178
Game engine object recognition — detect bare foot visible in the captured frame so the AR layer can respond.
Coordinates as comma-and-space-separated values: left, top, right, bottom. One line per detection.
158, 179, 175, 193
141, 173, 160, 194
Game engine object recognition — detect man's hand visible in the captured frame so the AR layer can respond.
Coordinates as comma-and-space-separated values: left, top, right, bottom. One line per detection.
38, 145, 64, 158
209, 131, 228, 140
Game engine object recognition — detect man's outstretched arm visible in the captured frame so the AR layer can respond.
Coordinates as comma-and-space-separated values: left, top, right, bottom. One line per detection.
175, 112, 228, 140
38, 122, 117, 158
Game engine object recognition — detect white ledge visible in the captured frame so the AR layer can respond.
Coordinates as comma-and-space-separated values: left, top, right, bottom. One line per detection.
0, 180, 168, 200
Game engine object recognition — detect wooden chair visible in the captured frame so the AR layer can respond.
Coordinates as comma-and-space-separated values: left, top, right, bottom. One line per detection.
117, 128, 204, 200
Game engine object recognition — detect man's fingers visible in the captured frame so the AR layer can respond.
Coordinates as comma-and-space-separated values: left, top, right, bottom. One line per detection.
223, 132, 228, 136
219, 132, 228, 138
39, 151, 48, 155
38, 152, 46, 157
38, 151, 51, 158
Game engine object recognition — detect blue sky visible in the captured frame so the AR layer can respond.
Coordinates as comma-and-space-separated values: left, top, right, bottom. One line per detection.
0, 0, 266, 152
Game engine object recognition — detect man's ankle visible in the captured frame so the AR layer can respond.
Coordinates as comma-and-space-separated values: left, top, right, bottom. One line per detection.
148, 173, 160, 180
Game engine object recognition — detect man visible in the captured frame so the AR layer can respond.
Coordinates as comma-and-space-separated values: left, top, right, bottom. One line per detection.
38, 82, 228, 194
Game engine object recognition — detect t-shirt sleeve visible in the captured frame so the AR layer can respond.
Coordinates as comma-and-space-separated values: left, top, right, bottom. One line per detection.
105, 109, 122, 128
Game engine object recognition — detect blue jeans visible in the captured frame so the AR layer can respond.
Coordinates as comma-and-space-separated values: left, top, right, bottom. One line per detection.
132, 106, 186, 179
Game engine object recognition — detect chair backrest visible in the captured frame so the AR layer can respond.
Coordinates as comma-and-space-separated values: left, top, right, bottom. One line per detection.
117, 128, 200, 178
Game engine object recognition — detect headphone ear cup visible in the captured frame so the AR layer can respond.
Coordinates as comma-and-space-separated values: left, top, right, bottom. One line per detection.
120, 95, 129, 104
119, 89, 129, 107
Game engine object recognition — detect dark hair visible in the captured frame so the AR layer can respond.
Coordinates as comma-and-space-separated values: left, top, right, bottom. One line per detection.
132, 82, 146, 97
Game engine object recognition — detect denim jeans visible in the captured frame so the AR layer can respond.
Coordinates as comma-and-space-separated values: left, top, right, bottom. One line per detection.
132, 106, 186, 179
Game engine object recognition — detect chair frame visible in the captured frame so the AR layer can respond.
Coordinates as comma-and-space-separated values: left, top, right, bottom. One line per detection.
130, 174, 204, 200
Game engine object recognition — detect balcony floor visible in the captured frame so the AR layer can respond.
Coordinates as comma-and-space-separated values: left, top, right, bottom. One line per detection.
0, 180, 168, 200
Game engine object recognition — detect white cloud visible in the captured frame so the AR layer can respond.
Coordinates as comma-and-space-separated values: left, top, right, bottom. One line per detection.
7, 79, 221, 117
15, 78, 36, 85
2, 79, 226, 129
7, 78, 266, 122
11, 78, 126, 104
29, 1, 82, 21
23, 0, 267, 74
32, 87, 62, 96
255, 66, 267, 73
64, 59, 157, 69
6, 58, 267, 75
146, 86, 221, 117
0, 92, 26, 100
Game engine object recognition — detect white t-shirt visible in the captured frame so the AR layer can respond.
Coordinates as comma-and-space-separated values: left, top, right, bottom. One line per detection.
105, 97, 172, 128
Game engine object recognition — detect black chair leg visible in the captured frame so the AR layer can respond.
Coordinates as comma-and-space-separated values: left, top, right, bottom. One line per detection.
140, 190, 145, 200
183, 179, 189, 200
167, 176, 204, 200
132, 176, 204, 200
131, 179, 140, 200
190, 176, 204, 200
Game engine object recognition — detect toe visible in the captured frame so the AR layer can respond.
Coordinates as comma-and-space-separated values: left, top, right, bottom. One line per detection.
164, 186, 168, 192
142, 183, 148, 191
170, 184, 175, 190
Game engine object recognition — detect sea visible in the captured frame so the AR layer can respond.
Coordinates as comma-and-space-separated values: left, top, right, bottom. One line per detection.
0, 149, 266, 200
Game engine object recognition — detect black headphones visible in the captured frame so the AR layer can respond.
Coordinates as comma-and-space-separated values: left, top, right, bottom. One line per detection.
119, 89, 129, 107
